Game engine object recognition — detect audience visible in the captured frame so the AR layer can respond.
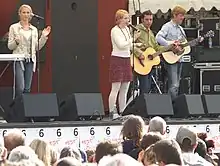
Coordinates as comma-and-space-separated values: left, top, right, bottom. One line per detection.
0, 115, 219, 166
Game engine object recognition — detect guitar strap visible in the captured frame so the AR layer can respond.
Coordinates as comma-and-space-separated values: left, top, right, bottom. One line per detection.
178, 26, 187, 40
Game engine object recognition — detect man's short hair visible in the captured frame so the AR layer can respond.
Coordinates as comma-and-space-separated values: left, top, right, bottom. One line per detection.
141, 10, 153, 19
95, 141, 122, 163
171, 6, 186, 16
153, 139, 183, 165
148, 116, 166, 135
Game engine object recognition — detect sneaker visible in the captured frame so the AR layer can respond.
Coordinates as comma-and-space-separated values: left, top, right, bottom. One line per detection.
109, 112, 121, 120
112, 113, 121, 120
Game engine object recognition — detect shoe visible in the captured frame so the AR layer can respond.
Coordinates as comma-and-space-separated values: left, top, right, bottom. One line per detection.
109, 112, 121, 120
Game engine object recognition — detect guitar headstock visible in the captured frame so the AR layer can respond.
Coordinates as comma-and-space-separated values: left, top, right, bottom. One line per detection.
204, 30, 215, 38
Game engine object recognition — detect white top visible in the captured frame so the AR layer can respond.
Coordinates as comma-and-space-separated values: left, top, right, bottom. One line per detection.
8, 22, 48, 72
111, 25, 132, 58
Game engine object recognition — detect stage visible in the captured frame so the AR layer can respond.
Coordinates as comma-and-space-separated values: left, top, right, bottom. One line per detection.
1, 118, 220, 152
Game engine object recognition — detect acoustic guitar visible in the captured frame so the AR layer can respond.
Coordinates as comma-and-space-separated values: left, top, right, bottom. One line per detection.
131, 45, 173, 75
162, 30, 215, 64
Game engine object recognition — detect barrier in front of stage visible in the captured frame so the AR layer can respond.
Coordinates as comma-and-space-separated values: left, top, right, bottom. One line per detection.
0, 120, 220, 152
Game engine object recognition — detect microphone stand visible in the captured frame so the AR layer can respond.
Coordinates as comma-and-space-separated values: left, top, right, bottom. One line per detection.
36, 18, 41, 92
132, 10, 142, 100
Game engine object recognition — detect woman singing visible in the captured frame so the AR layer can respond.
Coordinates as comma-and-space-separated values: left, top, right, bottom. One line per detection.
108, 9, 133, 119
8, 4, 51, 97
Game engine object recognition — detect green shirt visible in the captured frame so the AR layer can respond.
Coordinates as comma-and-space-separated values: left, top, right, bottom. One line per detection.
133, 24, 164, 57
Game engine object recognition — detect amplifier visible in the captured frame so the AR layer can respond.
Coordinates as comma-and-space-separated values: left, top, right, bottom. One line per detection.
193, 46, 220, 62
199, 17, 220, 46
194, 63, 220, 94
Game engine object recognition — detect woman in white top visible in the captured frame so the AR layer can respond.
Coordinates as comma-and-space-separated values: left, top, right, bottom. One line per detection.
8, 4, 51, 97
108, 9, 133, 118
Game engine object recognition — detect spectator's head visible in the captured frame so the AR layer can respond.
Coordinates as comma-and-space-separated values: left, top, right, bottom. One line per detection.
121, 115, 146, 145
86, 150, 95, 163
4, 129, 25, 153
138, 132, 163, 162
98, 153, 143, 166
55, 157, 82, 166
8, 146, 38, 162
195, 138, 207, 158
50, 146, 58, 165
148, 116, 166, 135
29, 139, 52, 166
140, 132, 163, 150
95, 141, 122, 163
0, 141, 7, 162
60, 146, 81, 162
176, 126, 198, 152
142, 144, 157, 166
153, 139, 183, 166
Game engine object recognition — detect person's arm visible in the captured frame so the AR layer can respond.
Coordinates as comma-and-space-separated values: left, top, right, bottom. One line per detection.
35, 27, 50, 51
111, 28, 131, 49
8, 25, 18, 50
156, 24, 170, 46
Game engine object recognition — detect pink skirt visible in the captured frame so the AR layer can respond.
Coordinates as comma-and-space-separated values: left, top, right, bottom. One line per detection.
109, 56, 132, 83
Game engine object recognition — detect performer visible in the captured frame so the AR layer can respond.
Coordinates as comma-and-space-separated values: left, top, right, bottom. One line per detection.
156, 6, 186, 100
133, 10, 165, 94
108, 9, 139, 118
8, 4, 51, 97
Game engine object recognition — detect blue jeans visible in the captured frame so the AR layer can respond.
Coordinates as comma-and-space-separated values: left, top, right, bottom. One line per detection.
14, 61, 33, 97
165, 62, 182, 100
137, 73, 152, 94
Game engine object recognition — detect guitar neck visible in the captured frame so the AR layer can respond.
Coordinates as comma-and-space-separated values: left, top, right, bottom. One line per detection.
153, 45, 172, 58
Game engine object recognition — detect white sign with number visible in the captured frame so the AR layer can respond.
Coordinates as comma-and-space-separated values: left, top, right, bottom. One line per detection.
1, 123, 220, 152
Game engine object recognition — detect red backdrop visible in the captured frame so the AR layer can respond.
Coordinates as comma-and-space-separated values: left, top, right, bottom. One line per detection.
0, 0, 128, 111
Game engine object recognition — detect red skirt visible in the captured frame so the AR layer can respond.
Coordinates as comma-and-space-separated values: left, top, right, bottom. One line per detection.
109, 56, 132, 82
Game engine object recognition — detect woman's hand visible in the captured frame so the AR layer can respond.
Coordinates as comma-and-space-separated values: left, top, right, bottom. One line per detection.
42, 26, 51, 37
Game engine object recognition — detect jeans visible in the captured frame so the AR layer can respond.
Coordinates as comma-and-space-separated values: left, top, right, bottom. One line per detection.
14, 61, 33, 97
137, 73, 152, 94
165, 62, 182, 100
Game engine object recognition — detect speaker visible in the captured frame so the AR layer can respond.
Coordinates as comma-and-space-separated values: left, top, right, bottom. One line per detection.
7, 93, 59, 122
122, 94, 174, 117
0, 87, 13, 118
51, 0, 100, 101
202, 95, 220, 115
58, 93, 105, 121
173, 94, 205, 118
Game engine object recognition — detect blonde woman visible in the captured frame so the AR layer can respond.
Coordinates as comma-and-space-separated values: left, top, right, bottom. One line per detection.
29, 139, 52, 166
108, 9, 133, 119
8, 4, 51, 97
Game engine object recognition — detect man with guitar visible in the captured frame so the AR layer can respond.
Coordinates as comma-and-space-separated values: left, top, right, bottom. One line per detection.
132, 10, 165, 94
156, 6, 186, 100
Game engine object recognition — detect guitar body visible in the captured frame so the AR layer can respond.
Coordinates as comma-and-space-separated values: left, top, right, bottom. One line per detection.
162, 41, 191, 64
131, 47, 160, 75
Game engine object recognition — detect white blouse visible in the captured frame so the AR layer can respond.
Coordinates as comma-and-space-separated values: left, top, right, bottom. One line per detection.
110, 25, 132, 58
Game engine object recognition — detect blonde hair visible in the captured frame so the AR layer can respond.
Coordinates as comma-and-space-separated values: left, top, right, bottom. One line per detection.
171, 5, 186, 17
143, 145, 157, 165
115, 9, 129, 24
29, 139, 51, 166
18, 4, 33, 21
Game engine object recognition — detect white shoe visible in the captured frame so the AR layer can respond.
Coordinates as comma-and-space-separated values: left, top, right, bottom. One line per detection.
112, 113, 121, 120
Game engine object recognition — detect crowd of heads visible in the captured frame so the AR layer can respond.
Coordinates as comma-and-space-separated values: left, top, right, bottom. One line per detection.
0, 115, 218, 166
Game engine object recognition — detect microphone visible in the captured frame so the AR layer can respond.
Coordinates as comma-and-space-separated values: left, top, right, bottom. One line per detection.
31, 13, 44, 20
128, 24, 139, 31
